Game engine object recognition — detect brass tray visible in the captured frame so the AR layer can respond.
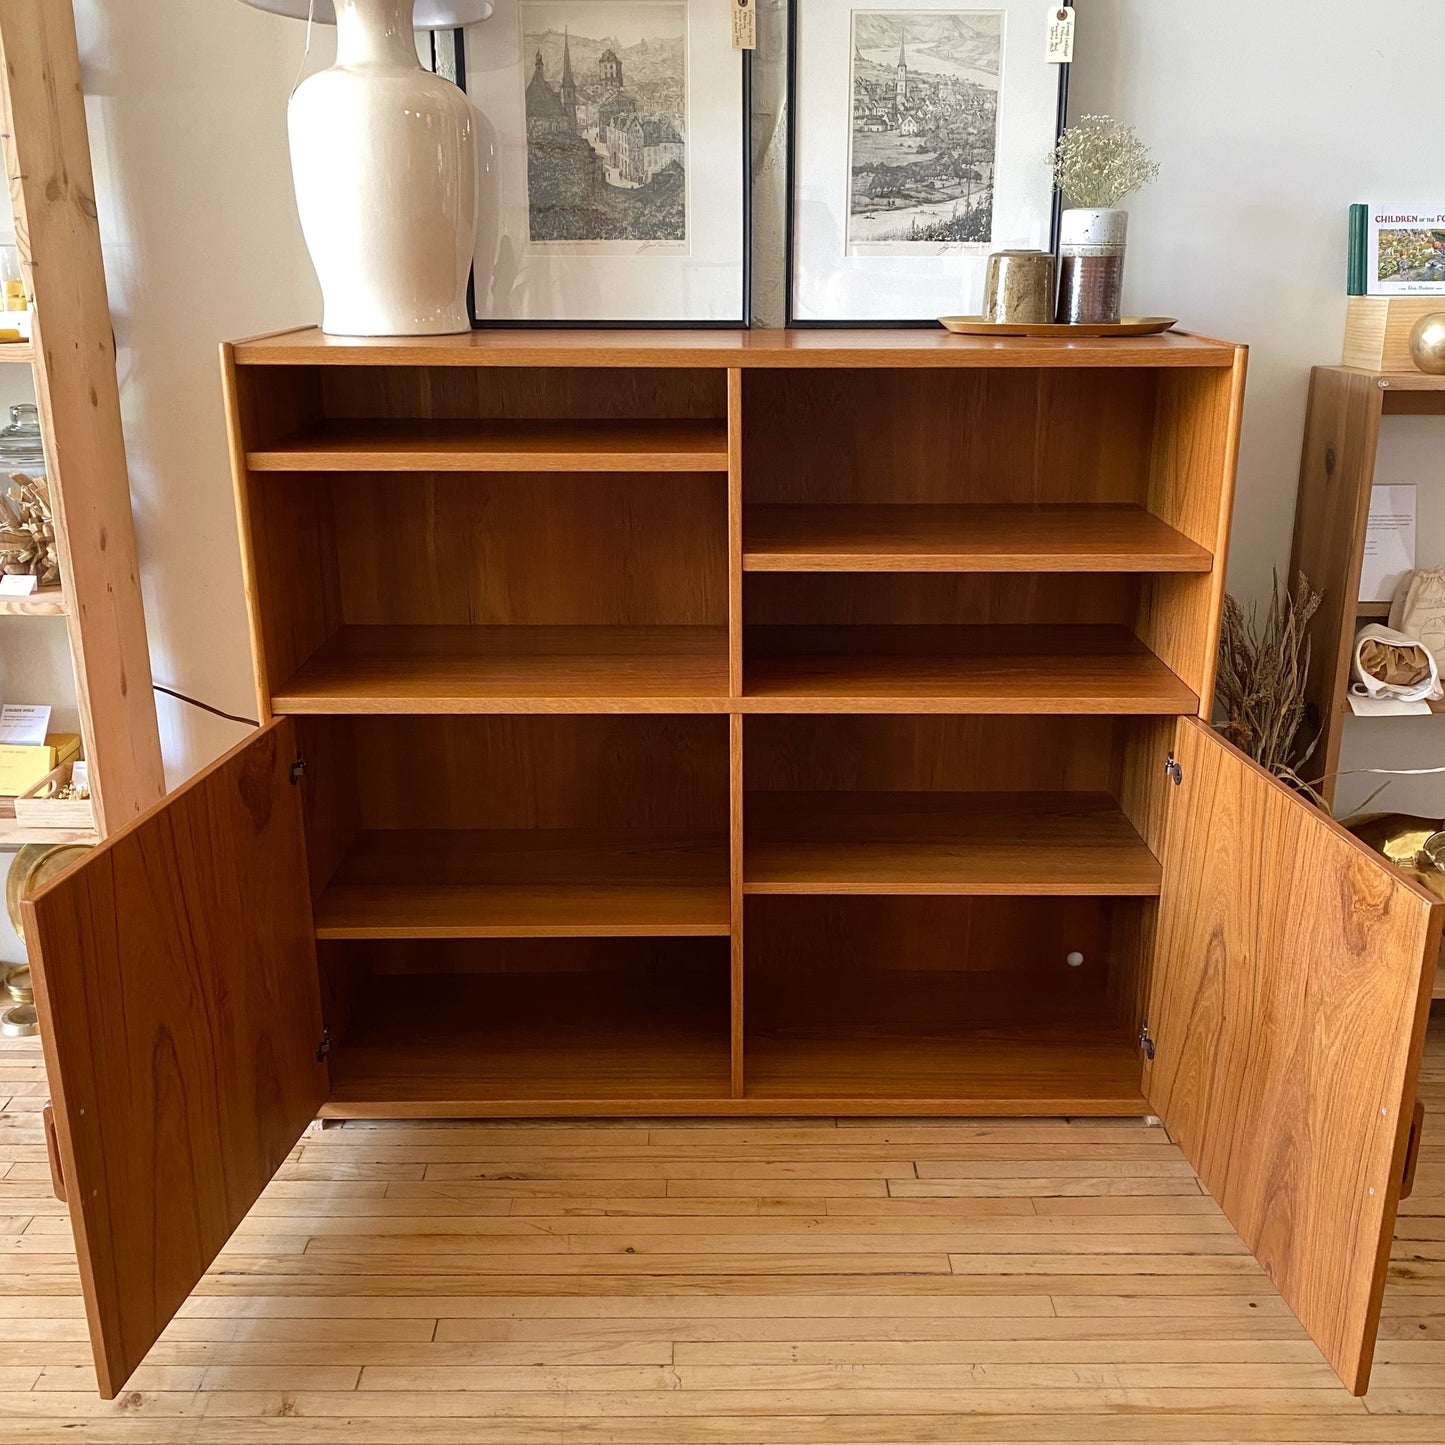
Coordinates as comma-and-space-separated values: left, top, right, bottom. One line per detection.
939, 316, 1178, 338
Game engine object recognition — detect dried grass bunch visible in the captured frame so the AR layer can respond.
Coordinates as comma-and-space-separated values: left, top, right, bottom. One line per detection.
0, 471, 59, 584
1216, 571, 1324, 803
1049, 114, 1160, 209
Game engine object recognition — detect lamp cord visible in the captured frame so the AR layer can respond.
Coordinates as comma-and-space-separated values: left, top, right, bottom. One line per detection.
152, 683, 258, 729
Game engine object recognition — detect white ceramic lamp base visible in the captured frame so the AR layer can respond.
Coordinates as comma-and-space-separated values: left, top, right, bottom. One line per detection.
280, 0, 483, 336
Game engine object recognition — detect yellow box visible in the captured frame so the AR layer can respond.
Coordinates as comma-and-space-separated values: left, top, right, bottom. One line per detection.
0, 732, 82, 798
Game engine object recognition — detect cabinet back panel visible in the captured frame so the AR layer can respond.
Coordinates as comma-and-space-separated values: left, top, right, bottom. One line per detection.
329, 472, 726, 626
746, 716, 1119, 794
745, 573, 1140, 626
304, 715, 729, 834
745, 896, 1123, 1029
742, 369, 1157, 506
318, 366, 727, 421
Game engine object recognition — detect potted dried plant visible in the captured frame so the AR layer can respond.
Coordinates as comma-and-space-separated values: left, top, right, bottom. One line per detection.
1215, 571, 1324, 805
1048, 115, 1160, 324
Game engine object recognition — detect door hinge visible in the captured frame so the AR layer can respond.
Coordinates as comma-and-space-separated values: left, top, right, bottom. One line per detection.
316, 1029, 331, 1063
1138, 1022, 1156, 1061
1164, 753, 1183, 786
290, 754, 307, 786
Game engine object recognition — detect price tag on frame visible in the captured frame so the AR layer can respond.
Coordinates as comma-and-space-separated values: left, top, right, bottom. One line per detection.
731, 0, 756, 51
1047, 6, 1076, 63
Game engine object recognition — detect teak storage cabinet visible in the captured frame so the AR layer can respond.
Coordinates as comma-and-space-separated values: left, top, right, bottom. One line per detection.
21, 329, 1443, 1401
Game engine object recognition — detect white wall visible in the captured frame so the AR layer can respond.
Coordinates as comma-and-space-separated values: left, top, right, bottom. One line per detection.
80, 0, 329, 781
1070, 0, 1445, 817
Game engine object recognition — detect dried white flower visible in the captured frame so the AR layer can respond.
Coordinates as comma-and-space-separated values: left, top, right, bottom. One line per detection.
1049, 115, 1159, 209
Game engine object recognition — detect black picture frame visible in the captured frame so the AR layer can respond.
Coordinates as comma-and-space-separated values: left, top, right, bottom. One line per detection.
447, 13, 752, 330
784, 1, 1072, 327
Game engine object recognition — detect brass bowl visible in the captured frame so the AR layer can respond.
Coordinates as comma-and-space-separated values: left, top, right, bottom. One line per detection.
5, 842, 91, 942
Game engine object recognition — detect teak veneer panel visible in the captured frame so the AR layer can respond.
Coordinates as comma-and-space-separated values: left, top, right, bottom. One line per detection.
19, 721, 325, 1398
743, 625, 1199, 714
315, 828, 730, 939
271, 624, 731, 714
743, 1017, 1147, 1114
234, 326, 1239, 368
743, 504, 1213, 573
249, 418, 729, 472
323, 969, 731, 1115
745, 791, 1161, 897
1147, 719, 1442, 1395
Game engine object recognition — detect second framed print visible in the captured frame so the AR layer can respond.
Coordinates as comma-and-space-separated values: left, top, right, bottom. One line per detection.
788, 1, 1069, 325
465, 0, 750, 326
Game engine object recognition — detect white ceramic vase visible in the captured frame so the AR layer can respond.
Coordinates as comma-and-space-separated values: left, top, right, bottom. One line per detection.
288, 0, 479, 336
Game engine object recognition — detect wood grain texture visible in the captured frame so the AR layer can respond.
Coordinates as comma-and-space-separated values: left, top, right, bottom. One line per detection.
1136, 353, 1248, 709
740, 368, 1157, 508
324, 963, 732, 1114
743, 625, 1198, 714
271, 625, 730, 714
19, 721, 327, 1397
234, 326, 1241, 368
743, 504, 1213, 573
0, 586, 66, 615
0, 0, 166, 832
8, 1015, 1445, 1429
313, 829, 729, 939
744, 791, 1160, 896
247, 418, 729, 472
1288, 366, 1388, 806
1146, 718, 1442, 1394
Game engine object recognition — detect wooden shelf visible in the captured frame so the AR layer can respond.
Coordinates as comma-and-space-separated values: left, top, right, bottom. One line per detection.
248, 418, 729, 472
271, 625, 730, 714
743, 625, 1199, 714
1356, 600, 1393, 619
234, 326, 1239, 370
315, 828, 730, 939
0, 586, 66, 615
322, 970, 732, 1117
0, 341, 33, 364
743, 504, 1213, 573
0, 817, 97, 848
745, 791, 1161, 897
743, 1015, 1147, 1113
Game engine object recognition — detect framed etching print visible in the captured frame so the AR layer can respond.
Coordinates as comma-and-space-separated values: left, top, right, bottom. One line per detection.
466, 0, 750, 325
788, 0, 1069, 324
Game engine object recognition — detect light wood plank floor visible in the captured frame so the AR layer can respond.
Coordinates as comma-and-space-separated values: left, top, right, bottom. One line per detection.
2, 1016, 1444, 1442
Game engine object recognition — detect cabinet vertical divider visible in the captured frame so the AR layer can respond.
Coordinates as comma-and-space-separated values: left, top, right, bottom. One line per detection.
730, 713, 745, 1097
727, 367, 746, 1096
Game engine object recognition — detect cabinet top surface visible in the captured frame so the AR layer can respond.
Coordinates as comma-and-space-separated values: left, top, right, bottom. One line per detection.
230, 325, 1243, 369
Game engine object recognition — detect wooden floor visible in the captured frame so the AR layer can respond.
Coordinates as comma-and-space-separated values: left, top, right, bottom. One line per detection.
2, 1015, 1445, 1442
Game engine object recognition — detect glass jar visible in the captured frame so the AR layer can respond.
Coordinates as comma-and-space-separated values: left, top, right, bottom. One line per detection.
0, 403, 45, 477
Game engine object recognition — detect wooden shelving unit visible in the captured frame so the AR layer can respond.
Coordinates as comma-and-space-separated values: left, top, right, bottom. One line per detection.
216, 326, 1248, 1118
0, 2, 164, 844
1293, 366, 1445, 799
32, 325, 1445, 1401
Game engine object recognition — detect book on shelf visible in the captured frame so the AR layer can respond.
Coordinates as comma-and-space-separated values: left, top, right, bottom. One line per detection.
1348, 202, 1445, 296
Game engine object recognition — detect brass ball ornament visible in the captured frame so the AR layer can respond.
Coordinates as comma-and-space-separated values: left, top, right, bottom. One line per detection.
1409, 311, 1445, 376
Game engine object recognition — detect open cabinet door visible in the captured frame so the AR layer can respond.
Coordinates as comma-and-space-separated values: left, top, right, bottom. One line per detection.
1146, 717, 1441, 1395
21, 720, 326, 1399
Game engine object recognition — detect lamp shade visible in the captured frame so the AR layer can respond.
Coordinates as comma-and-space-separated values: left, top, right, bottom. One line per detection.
240, 1, 494, 26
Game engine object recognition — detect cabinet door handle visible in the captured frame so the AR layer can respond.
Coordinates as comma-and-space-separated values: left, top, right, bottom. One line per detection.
1401, 1098, 1426, 1201
41, 1103, 66, 1203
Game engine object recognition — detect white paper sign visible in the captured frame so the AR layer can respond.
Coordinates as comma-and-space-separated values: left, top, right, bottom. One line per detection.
0, 575, 38, 597
1047, 6, 1076, 62
1349, 692, 1433, 718
1361, 484, 1417, 603
730, 0, 756, 49
0, 702, 51, 745
71, 760, 88, 790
